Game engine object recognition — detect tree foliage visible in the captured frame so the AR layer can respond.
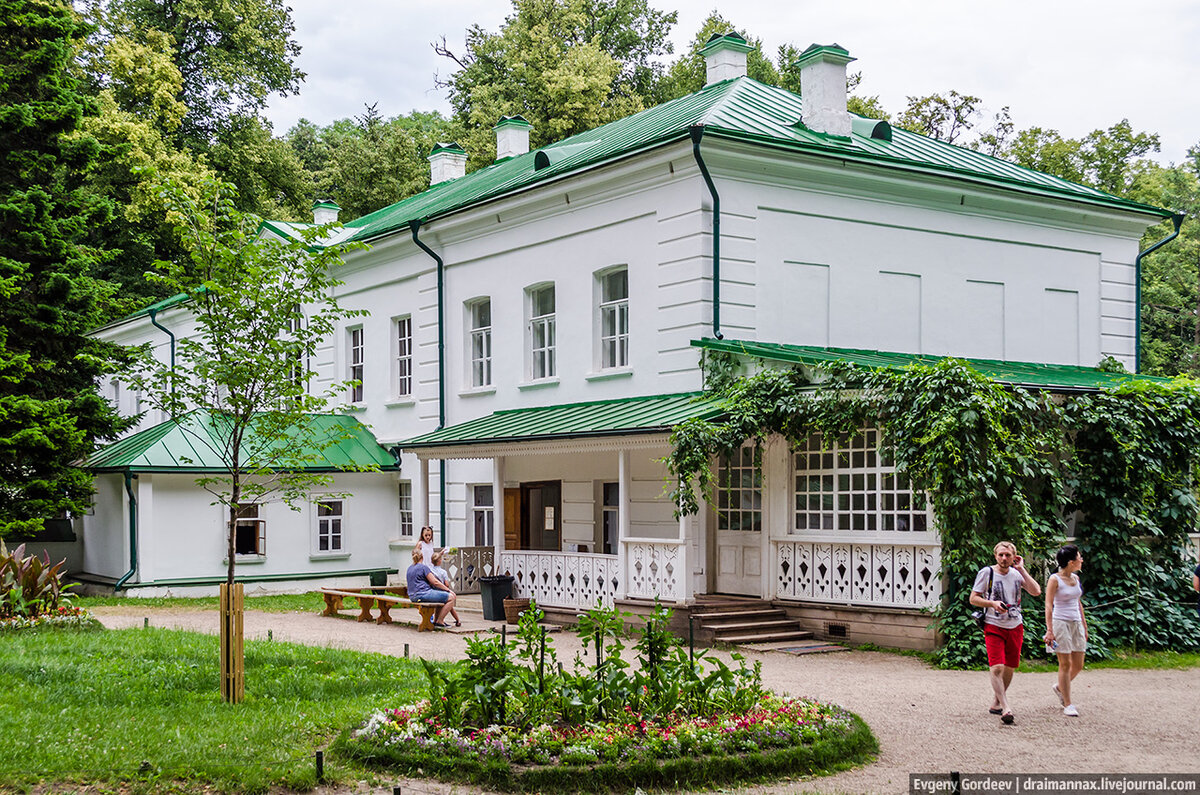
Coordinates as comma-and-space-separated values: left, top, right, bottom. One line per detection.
0, 0, 125, 537
126, 176, 367, 584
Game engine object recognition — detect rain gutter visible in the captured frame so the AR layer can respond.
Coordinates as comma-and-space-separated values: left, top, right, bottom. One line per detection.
148, 307, 176, 398
689, 126, 723, 340
114, 472, 138, 590
409, 219, 449, 545
1135, 212, 1185, 373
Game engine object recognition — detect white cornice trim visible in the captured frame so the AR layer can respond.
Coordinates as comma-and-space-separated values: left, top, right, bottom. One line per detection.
405, 432, 670, 460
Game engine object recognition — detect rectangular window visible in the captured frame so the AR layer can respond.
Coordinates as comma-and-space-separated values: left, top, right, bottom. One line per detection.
234, 505, 265, 556
316, 499, 344, 552
529, 284, 556, 379
398, 481, 413, 539
599, 269, 629, 369
395, 316, 412, 398
601, 482, 619, 555
348, 327, 364, 403
472, 485, 494, 546
717, 445, 762, 532
469, 300, 492, 387
792, 430, 930, 534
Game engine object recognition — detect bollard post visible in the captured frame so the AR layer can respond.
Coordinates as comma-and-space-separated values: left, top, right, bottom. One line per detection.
404, 642, 409, 658
315, 750, 324, 783
267, 629, 272, 642
144, 617, 149, 629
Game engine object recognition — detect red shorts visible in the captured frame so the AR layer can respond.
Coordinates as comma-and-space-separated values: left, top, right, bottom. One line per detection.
983, 623, 1024, 668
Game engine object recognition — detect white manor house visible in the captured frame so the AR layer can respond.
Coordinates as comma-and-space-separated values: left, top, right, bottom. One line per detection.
68, 37, 1177, 648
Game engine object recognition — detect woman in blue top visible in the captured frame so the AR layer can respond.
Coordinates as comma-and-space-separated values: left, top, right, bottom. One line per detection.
1044, 544, 1088, 718
405, 547, 456, 628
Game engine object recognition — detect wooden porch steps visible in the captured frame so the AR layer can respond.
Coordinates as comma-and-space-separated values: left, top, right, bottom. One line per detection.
690, 596, 813, 646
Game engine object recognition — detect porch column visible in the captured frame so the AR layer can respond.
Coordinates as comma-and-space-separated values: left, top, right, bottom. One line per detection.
618, 448, 630, 600
418, 457, 431, 529
677, 483, 693, 604
492, 456, 505, 572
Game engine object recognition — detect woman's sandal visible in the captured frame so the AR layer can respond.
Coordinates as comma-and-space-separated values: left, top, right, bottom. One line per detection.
1000, 711, 1015, 725
454, 620, 462, 627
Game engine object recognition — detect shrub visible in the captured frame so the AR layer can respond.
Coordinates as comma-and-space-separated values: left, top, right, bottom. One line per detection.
0, 541, 74, 619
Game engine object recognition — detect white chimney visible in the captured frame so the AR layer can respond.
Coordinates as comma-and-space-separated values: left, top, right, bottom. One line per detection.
795, 43, 855, 138
428, 142, 467, 185
312, 199, 340, 225
700, 32, 753, 86
493, 115, 532, 160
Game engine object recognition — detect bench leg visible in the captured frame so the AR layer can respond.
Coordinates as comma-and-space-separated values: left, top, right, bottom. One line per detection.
417, 606, 435, 632
376, 600, 393, 625
355, 596, 374, 622
321, 593, 343, 617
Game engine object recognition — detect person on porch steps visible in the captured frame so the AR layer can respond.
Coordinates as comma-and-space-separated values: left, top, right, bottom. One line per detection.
405, 547, 455, 628
969, 540, 1041, 726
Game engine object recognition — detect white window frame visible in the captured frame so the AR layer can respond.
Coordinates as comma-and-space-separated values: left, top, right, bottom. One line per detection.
313, 498, 347, 555
791, 429, 934, 542
716, 444, 762, 532
398, 481, 414, 540
347, 326, 364, 404
471, 484, 495, 546
393, 315, 413, 399
596, 267, 629, 370
467, 299, 492, 388
527, 283, 556, 380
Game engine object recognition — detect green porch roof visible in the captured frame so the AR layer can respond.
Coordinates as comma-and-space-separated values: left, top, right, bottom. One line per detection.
399, 392, 725, 449
694, 338, 1170, 392
298, 77, 1167, 247
87, 412, 399, 473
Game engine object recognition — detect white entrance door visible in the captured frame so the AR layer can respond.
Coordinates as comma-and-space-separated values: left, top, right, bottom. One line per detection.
714, 446, 763, 595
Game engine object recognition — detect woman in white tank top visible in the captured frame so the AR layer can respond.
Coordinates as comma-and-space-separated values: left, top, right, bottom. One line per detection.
1044, 544, 1088, 717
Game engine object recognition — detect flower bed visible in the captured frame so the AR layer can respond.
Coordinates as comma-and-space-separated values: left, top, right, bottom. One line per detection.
0, 604, 97, 632
335, 602, 876, 791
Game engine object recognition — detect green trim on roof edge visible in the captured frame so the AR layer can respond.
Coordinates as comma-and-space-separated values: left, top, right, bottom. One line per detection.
693, 338, 1170, 392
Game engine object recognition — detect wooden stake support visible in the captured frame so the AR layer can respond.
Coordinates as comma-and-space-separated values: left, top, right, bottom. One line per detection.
220, 582, 245, 703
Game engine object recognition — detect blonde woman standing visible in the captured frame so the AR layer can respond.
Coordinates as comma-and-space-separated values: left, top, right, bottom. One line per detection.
1044, 544, 1088, 717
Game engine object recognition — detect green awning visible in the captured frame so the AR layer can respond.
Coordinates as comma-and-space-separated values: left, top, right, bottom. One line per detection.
399, 392, 725, 449
694, 338, 1170, 392
87, 412, 399, 473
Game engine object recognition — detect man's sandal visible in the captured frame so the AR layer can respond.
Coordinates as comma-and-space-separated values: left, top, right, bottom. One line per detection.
988, 708, 1004, 715
1000, 712, 1015, 725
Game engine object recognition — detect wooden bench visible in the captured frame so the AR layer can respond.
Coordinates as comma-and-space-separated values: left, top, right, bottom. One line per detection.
318, 586, 439, 631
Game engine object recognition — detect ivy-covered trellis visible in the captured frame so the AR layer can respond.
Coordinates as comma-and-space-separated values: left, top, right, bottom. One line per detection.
667, 352, 1200, 668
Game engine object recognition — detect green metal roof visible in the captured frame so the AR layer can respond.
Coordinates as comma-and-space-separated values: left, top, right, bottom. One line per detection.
292, 76, 1167, 248
87, 412, 399, 473
694, 338, 1170, 392
399, 392, 726, 449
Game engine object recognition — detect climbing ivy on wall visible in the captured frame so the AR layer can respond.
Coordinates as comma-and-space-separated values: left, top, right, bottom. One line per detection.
667, 359, 1200, 668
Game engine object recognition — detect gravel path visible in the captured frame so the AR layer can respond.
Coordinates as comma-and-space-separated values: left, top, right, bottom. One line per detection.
91, 604, 1200, 794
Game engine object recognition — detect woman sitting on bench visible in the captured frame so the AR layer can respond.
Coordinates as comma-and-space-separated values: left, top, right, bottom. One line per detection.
405, 547, 456, 628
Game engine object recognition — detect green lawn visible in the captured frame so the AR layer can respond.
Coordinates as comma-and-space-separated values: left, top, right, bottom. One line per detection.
0, 625, 425, 792
75, 591, 326, 613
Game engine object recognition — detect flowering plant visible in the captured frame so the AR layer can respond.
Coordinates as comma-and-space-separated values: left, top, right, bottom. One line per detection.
0, 603, 95, 631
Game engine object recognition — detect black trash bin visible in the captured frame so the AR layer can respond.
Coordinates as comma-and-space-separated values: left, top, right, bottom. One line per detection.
478, 575, 514, 621
369, 571, 388, 588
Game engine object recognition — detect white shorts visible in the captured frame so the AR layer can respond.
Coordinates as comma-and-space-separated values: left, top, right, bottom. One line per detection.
1052, 619, 1087, 654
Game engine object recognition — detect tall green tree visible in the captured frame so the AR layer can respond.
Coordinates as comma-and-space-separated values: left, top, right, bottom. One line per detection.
0, 0, 124, 537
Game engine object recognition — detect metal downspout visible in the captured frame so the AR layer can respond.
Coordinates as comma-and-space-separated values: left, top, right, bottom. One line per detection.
1134, 213, 1185, 373
689, 126, 723, 340
409, 220, 448, 546
114, 472, 138, 590
148, 308, 176, 397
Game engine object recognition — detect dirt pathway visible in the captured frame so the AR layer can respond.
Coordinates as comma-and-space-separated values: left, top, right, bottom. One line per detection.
91, 605, 1200, 794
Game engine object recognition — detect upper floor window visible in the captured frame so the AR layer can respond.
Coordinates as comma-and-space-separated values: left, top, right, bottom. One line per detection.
468, 299, 492, 387
394, 316, 412, 398
528, 284, 556, 380
598, 268, 628, 369
347, 327, 364, 403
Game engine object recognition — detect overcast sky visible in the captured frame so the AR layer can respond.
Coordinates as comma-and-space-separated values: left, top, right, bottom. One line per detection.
263, 0, 1200, 165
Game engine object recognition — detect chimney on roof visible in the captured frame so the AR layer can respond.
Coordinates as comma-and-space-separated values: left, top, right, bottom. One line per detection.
700, 32, 753, 86
428, 142, 467, 185
795, 43, 855, 138
494, 115, 532, 160
312, 199, 340, 225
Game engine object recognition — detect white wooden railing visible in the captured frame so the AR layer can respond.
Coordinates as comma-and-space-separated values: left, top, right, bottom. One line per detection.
443, 546, 495, 594
622, 537, 687, 603
500, 551, 620, 609
774, 539, 941, 609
